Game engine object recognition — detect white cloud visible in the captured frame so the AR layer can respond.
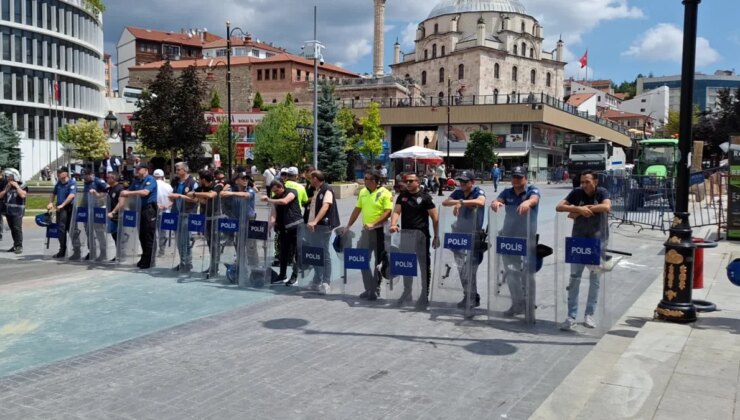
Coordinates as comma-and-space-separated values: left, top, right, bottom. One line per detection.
342, 38, 372, 65
623, 23, 720, 66
400, 22, 418, 49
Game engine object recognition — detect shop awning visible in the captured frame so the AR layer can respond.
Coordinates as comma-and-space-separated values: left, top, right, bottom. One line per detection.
494, 150, 529, 158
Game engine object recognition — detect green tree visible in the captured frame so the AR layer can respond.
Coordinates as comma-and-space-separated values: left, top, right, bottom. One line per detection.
316, 80, 346, 182
358, 102, 383, 164
254, 97, 312, 167
61, 119, 109, 163
663, 108, 700, 138
0, 113, 21, 170
252, 91, 264, 110
208, 120, 237, 165
135, 61, 178, 160
464, 130, 496, 170
336, 106, 362, 180
210, 90, 221, 110
173, 65, 208, 165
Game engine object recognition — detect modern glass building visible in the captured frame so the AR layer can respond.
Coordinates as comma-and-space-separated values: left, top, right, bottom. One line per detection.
0, 0, 105, 178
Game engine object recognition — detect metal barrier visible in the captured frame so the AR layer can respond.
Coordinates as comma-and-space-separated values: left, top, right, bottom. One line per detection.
604, 168, 728, 234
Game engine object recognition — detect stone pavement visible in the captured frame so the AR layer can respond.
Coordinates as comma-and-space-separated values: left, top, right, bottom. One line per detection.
531, 229, 740, 420
0, 183, 679, 419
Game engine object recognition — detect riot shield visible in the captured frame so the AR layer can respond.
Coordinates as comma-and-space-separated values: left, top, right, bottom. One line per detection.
189, 210, 210, 278
155, 206, 178, 270
238, 204, 275, 288
210, 195, 245, 284
338, 224, 377, 298
429, 206, 485, 319
296, 224, 341, 293
116, 196, 142, 267
43, 214, 61, 260
66, 194, 86, 262
487, 205, 537, 324
386, 229, 430, 309
87, 191, 113, 263
555, 212, 611, 335
167, 198, 198, 275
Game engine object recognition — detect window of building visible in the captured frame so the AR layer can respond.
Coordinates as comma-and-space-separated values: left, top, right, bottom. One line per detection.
251, 48, 259, 57
264, 68, 270, 80
13, 0, 20, 23
1, 29, 9, 61
434, 23, 438, 34
441, 45, 445, 56
13, 30, 21, 62
424, 49, 428, 60
272, 68, 277, 79
15, 72, 23, 100
439, 67, 444, 83
513, 45, 517, 55
640, 108, 646, 112
421, 70, 426, 85
26, 36, 32, 64
530, 69, 536, 85
257, 69, 262, 80
521, 22, 525, 32
512, 66, 518, 81
546, 72, 551, 87
25, 0, 31, 25
1, 0, 9, 21
162, 44, 180, 59
494, 63, 500, 79
641, 98, 646, 103
458, 63, 464, 80
280, 68, 285, 80
36, 0, 43, 27
521, 43, 526, 56
530, 48, 534, 58
432, 44, 436, 58
296, 69, 301, 81
26, 71, 33, 102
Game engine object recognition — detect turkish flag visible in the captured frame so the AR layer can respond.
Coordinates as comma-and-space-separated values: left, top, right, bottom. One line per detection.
579, 50, 588, 69
53, 79, 60, 103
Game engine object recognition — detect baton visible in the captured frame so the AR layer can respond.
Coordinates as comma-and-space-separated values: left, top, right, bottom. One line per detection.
605, 248, 632, 257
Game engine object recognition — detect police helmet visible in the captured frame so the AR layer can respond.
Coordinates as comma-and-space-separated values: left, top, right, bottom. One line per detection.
35, 212, 53, 227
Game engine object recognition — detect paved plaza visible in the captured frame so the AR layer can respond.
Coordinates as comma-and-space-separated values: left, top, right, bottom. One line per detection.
0, 182, 734, 419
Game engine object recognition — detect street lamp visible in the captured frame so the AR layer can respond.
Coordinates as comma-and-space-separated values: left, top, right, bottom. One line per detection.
445, 78, 465, 168
303, 5, 324, 170
105, 111, 138, 164
226, 21, 249, 177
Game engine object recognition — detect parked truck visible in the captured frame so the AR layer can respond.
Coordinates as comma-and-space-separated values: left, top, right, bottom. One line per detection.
567, 141, 627, 188
625, 138, 679, 210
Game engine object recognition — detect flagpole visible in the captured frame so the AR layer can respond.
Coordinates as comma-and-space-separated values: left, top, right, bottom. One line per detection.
48, 79, 53, 171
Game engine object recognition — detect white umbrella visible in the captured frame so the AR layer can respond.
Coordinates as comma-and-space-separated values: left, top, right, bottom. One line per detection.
389, 146, 444, 159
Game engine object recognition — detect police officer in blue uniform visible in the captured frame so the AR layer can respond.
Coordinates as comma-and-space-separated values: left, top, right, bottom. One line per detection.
490, 166, 541, 316
114, 164, 158, 269
47, 167, 78, 258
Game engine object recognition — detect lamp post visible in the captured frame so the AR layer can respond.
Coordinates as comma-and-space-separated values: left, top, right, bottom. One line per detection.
303, 6, 324, 169
226, 22, 248, 177
655, 0, 702, 323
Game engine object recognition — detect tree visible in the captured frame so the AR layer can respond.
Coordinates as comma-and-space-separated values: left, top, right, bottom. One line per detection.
358, 102, 383, 165
336, 106, 362, 180
209, 90, 221, 110
208, 120, 237, 165
0, 113, 21, 170
173, 65, 208, 165
252, 91, 264, 110
60, 119, 109, 163
254, 95, 312, 167
464, 130, 496, 170
316, 81, 346, 182
664, 108, 700, 138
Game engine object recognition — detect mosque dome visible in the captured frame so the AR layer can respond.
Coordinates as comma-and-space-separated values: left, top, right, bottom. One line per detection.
427, 0, 528, 19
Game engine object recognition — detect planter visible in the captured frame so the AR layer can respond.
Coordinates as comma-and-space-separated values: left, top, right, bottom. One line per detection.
332, 183, 359, 199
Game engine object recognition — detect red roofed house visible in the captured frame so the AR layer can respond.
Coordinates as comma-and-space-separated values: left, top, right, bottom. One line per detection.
566, 93, 597, 116
117, 27, 223, 89
202, 35, 286, 60
599, 109, 656, 138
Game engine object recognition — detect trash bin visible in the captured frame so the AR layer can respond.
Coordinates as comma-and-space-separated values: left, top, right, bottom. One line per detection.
728, 257, 740, 287
692, 238, 705, 289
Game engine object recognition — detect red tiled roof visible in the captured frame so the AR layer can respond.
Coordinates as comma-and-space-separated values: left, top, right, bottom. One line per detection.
203, 37, 285, 54
130, 53, 359, 77
613, 93, 629, 100
566, 93, 595, 107
126, 27, 223, 48
600, 109, 647, 120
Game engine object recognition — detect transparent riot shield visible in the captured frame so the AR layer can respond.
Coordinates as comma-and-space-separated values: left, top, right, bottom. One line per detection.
296, 224, 341, 293
555, 212, 612, 335
116, 196, 142, 267
238, 204, 275, 288
66, 194, 86, 262
386, 229, 430, 309
167, 198, 198, 275
210, 196, 245, 284
190, 210, 210, 278
487, 205, 537, 324
429, 206, 485, 319
87, 191, 113, 264
339, 224, 377, 298
155, 206, 178, 270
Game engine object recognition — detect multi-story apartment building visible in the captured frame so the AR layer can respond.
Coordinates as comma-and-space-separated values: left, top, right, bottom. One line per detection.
116, 26, 222, 89
637, 70, 740, 113
202, 35, 285, 60
0, 0, 105, 178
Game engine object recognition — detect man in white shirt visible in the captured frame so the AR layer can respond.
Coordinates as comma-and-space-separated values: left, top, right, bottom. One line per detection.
153, 169, 173, 257
262, 163, 277, 187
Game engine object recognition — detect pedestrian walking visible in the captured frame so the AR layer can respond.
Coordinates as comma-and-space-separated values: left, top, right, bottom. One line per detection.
261, 180, 303, 285
113, 164, 157, 269
0, 168, 28, 254
306, 170, 340, 294
47, 167, 78, 259
555, 169, 612, 330
490, 163, 502, 192
339, 170, 393, 301
262, 163, 277, 190
435, 163, 446, 196
489, 166, 540, 316
389, 172, 439, 309
441, 170, 486, 309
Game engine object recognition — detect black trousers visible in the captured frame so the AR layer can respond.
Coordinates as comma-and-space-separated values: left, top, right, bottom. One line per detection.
6, 214, 22, 248
138, 204, 157, 265
359, 227, 387, 294
56, 207, 73, 253
278, 226, 297, 278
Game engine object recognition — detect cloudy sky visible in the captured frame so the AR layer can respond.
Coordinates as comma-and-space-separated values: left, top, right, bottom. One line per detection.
103, 0, 739, 86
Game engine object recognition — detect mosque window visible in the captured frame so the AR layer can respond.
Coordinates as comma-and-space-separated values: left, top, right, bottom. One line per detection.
530, 48, 534, 58
441, 45, 445, 56
494, 63, 500, 79
530, 69, 536, 85
432, 44, 437, 58
546, 72, 551, 87
521, 22, 525, 32
512, 66, 517, 82
521, 43, 526, 55
424, 49, 428, 60
458, 64, 464, 80
439, 67, 445, 83
421, 71, 427, 85
434, 23, 438, 34
513, 45, 517, 55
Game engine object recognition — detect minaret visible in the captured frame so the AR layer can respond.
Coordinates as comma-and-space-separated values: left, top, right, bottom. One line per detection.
373, 0, 387, 77
393, 38, 401, 64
